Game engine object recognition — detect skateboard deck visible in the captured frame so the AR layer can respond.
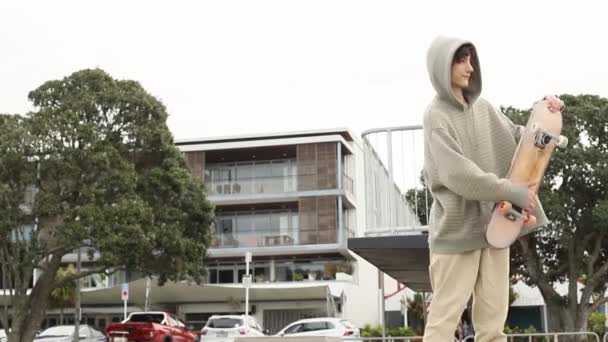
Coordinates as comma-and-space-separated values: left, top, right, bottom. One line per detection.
485, 95, 568, 249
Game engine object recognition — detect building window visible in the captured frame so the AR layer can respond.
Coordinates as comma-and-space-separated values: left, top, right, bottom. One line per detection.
218, 269, 234, 284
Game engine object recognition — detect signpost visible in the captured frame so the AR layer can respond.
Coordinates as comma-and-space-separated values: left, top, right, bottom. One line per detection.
121, 283, 129, 320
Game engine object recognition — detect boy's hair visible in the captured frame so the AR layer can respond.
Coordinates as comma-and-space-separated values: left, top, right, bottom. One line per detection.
453, 44, 475, 64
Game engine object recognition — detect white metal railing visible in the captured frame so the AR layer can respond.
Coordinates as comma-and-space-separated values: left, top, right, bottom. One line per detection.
361, 125, 429, 236
463, 331, 600, 341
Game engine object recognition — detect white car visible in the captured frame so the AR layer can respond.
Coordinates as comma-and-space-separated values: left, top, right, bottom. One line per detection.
276, 318, 360, 338
200, 315, 267, 342
33, 325, 106, 342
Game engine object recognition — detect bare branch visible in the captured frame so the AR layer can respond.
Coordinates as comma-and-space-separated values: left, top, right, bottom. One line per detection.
589, 295, 608, 314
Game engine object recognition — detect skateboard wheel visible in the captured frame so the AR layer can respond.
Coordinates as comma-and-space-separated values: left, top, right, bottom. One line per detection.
557, 135, 568, 148
498, 202, 511, 215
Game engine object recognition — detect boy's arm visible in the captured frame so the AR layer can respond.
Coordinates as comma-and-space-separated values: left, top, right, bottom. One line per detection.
428, 127, 529, 208
492, 105, 525, 141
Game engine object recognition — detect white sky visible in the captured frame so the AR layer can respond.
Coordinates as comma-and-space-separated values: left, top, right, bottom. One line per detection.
1, 0, 607, 142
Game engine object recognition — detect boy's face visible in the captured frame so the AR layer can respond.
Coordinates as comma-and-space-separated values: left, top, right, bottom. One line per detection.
451, 54, 474, 91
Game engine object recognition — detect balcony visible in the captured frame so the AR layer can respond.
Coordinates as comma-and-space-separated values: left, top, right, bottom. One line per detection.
204, 158, 355, 203
206, 175, 297, 196
212, 208, 340, 250
212, 227, 299, 248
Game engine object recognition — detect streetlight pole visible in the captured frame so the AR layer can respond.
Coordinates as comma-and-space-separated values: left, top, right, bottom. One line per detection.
73, 247, 81, 342
244, 252, 252, 318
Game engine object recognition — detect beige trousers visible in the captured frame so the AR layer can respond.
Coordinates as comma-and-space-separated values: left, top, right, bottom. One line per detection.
423, 247, 510, 342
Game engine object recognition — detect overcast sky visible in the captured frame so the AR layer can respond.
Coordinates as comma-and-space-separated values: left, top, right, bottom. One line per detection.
1, 0, 606, 142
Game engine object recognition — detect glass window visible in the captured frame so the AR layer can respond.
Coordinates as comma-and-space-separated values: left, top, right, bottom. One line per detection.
284, 324, 303, 334
293, 262, 324, 281
253, 265, 270, 283
271, 160, 288, 177
302, 322, 330, 332
207, 318, 243, 328
270, 212, 281, 232
253, 214, 270, 232
236, 163, 253, 180
218, 269, 235, 284
208, 268, 218, 284
237, 268, 246, 283
291, 212, 299, 229
216, 216, 234, 234
275, 264, 293, 282
129, 313, 165, 323
254, 162, 271, 178
236, 214, 253, 232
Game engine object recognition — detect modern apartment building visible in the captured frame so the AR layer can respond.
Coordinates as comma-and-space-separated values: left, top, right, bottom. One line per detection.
38, 128, 414, 334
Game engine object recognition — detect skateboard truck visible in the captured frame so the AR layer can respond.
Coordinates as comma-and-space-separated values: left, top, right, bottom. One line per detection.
498, 202, 534, 223
530, 123, 568, 149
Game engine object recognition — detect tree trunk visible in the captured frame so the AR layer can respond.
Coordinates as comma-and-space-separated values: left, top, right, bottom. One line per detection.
6, 256, 61, 342
60, 307, 64, 325
545, 302, 596, 342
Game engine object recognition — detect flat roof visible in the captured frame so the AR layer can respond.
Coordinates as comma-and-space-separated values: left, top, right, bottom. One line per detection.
175, 127, 359, 146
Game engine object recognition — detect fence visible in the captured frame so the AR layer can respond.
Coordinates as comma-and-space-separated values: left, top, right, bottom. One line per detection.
463, 331, 600, 341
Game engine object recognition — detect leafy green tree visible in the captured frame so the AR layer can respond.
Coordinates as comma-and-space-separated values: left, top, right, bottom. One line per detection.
0, 69, 214, 342
506, 94, 608, 333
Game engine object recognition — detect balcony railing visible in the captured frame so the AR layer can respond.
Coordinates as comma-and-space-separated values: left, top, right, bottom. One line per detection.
212, 227, 339, 248
362, 125, 429, 236
206, 175, 297, 196
206, 174, 354, 196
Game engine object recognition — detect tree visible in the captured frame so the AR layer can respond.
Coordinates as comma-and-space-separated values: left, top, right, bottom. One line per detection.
0, 69, 215, 342
406, 293, 427, 335
405, 175, 432, 226
506, 94, 608, 333
48, 265, 77, 325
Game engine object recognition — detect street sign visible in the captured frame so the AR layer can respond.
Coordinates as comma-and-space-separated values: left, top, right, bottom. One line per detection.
121, 283, 129, 301
243, 274, 252, 288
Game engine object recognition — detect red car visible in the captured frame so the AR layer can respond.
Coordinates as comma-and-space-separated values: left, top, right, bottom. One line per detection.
106, 312, 196, 342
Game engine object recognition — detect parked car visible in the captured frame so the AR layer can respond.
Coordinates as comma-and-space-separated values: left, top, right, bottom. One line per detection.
106, 311, 196, 342
200, 315, 267, 342
275, 318, 360, 338
33, 325, 105, 342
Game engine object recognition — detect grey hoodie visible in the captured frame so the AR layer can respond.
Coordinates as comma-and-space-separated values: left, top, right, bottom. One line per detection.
422, 36, 548, 254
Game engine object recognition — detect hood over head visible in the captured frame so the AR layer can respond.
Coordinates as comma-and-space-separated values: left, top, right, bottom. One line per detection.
426, 35, 482, 109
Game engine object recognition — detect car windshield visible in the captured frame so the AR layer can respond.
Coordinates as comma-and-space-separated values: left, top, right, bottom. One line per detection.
129, 313, 165, 323
207, 318, 243, 328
